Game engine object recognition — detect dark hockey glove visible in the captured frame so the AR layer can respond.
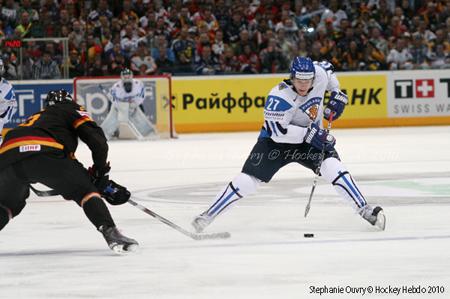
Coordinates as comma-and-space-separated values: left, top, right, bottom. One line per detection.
304, 122, 336, 151
88, 162, 130, 205
324, 90, 347, 121
97, 179, 131, 205
88, 162, 111, 180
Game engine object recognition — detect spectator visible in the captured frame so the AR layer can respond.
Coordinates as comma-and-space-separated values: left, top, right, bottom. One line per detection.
211, 30, 225, 56
362, 41, 387, 70
428, 44, 449, 69
88, 0, 113, 21
342, 40, 364, 70
131, 43, 157, 75
120, 24, 139, 58
220, 44, 240, 74
259, 38, 288, 73
119, 0, 139, 23
1, 0, 18, 30
233, 29, 256, 56
194, 45, 221, 75
238, 44, 260, 74
17, 0, 39, 22
369, 27, 389, 56
387, 38, 413, 69
155, 48, 175, 74
67, 49, 84, 78
171, 26, 196, 73
224, 13, 247, 44
32, 51, 61, 79
410, 33, 430, 69
88, 55, 107, 76
68, 20, 84, 49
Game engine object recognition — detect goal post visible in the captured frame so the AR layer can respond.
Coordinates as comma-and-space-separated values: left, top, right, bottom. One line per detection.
73, 74, 174, 138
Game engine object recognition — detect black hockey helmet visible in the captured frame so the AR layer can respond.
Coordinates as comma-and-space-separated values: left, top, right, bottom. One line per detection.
45, 89, 73, 107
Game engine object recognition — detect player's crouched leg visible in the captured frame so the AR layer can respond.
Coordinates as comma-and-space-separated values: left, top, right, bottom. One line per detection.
80, 193, 138, 253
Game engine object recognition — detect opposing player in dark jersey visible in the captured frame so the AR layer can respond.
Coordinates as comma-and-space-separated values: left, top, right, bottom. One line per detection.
0, 90, 138, 253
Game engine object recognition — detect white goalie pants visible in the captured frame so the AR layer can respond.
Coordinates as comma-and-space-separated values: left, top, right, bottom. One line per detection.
203, 157, 368, 219
101, 102, 156, 140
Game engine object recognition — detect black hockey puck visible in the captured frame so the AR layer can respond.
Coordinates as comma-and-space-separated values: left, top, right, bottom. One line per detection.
304, 233, 314, 238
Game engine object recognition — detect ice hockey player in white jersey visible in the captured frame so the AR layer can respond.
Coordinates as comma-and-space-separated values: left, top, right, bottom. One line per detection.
0, 58, 17, 145
101, 68, 156, 140
192, 56, 386, 233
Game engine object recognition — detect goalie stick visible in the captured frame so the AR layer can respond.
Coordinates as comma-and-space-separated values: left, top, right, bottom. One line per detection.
29, 185, 231, 241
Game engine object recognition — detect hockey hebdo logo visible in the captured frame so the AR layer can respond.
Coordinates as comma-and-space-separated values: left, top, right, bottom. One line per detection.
393, 77, 450, 115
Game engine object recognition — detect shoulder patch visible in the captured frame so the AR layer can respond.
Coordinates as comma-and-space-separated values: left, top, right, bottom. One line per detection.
278, 82, 288, 90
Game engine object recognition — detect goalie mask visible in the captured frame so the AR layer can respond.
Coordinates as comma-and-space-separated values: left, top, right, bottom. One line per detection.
120, 68, 133, 93
45, 89, 73, 107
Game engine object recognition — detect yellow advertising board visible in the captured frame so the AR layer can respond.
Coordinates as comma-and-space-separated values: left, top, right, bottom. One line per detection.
172, 73, 389, 132
172, 75, 280, 132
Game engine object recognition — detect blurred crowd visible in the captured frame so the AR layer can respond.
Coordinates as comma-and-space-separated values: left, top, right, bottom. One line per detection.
0, 0, 449, 79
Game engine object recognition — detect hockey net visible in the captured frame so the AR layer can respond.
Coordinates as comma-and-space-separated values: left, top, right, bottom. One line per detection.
73, 75, 174, 138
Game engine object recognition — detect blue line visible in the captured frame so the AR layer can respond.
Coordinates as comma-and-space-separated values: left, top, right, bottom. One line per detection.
208, 188, 239, 216
339, 171, 365, 207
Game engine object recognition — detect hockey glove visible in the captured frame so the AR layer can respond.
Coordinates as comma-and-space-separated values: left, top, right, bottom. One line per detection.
324, 90, 347, 121
97, 179, 131, 205
88, 162, 130, 205
304, 122, 336, 151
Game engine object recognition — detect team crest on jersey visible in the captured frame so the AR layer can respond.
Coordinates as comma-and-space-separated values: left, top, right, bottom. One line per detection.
300, 97, 322, 121
19, 145, 41, 152
307, 105, 319, 120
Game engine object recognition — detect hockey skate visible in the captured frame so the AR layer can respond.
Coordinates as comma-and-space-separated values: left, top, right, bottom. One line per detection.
99, 225, 139, 254
359, 205, 386, 230
192, 214, 213, 233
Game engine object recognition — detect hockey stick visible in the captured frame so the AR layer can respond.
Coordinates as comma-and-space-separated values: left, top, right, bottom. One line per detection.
29, 186, 231, 240
304, 113, 334, 218
128, 197, 231, 240
30, 185, 59, 196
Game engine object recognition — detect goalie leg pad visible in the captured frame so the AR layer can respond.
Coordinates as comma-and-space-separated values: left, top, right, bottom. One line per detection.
129, 107, 156, 137
100, 107, 119, 139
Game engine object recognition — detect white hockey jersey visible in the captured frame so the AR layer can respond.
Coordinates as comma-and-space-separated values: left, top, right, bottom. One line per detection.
0, 78, 17, 129
260, 61, 340, 144
110, 79, 145, 106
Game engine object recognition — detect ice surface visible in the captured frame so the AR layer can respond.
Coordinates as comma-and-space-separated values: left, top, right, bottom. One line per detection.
1, 126, 450, 299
